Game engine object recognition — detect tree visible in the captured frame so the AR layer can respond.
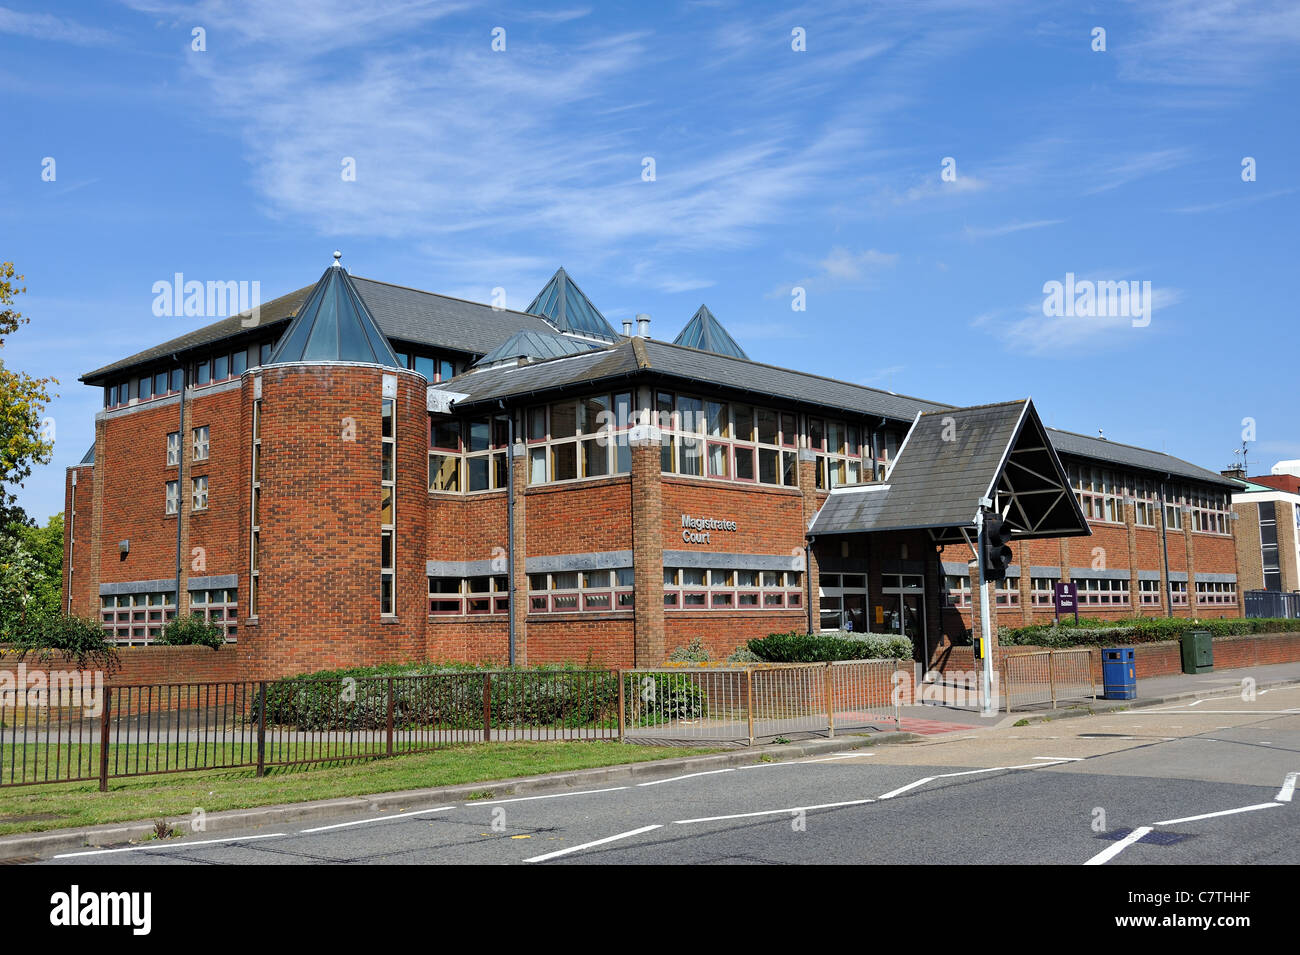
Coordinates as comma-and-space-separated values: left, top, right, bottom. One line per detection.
0, 262, 57, 511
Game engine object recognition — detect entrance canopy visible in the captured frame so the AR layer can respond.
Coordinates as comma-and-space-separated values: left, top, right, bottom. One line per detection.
808, 399, 1090, 545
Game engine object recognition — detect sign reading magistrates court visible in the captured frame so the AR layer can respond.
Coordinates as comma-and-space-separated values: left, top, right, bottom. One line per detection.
680, 514, 738, 544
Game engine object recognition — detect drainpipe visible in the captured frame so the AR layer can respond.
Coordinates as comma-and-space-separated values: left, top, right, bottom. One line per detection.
174, 355, 186, 616
501, 400, 517, 666
805, 537, 814, 635
1159, 475, 1173, 619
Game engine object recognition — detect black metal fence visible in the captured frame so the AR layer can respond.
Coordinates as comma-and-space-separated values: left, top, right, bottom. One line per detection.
1244, 590, 1300, 619
0, 670, 622, 791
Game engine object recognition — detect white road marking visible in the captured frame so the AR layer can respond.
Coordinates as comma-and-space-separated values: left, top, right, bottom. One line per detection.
1121, 709, 1300, 715
470, 787, 626, 805
1084, 827, 1152, 866
1033, 756, 1083, 761
800, 753, 875, 763
879, 759, 1072, 800
1276, 773, 1297, 803
675, 798, 875, 824
1153, 803, 1282, 826
300, 806, 453, 833
637, 769, 735, 787
54, 832, 286, 858
523, 825, 662, 863
1188, 699, 1204, 707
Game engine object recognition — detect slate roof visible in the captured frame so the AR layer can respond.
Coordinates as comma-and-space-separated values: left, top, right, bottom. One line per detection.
809, 400, 1090, 542
474, 329, 603, 367
267, 264, 402, 367
81, 274, 557, 384
1046, 428, 1237, 488
444, 336, 945, 425
673, 305, 749, 359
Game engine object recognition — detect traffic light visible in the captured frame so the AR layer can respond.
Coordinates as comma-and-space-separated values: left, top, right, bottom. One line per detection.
982, 512, 1014, 582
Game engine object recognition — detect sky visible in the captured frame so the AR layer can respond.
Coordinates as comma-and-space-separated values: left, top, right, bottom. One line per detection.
2, 0, 1298, 523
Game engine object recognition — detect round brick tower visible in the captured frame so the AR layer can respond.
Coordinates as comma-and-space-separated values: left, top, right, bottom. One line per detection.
236, 257, 428, 679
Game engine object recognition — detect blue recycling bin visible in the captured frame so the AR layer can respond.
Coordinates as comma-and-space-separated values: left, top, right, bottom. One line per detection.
1102, 647, 1136, 700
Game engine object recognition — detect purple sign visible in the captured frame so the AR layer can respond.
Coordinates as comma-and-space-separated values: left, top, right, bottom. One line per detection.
1054, 582, 1079, 623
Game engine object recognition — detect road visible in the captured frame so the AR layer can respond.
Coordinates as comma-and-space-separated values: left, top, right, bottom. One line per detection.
43, 684, 1300, 866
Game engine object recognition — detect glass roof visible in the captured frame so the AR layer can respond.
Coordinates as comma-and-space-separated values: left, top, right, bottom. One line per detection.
267, 263, 402, 367
672, 305, 749, 359
474, 329, 603, 367
524, 268, 618, 340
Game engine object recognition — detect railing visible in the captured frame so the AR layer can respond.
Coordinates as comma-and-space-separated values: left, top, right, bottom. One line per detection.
0, 662, 908, 790
0, 670, 621, 790
622, 661, 904, 744
1001, 649, 1097, 713
1245, 590, 1300, 619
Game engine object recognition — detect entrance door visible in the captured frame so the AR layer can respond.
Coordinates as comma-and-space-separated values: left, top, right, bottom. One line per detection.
880, 574, 928, 662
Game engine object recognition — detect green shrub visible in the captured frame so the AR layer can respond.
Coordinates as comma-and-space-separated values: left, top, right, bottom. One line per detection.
7, 614, 119, 671
625, 672, 707, 726
747, 630, 912, 662
159, 613, 225, 649
252, 667, 622, 731
667, 635, 710, 663
999, 616, 1300, 648
726, 645, 762, 663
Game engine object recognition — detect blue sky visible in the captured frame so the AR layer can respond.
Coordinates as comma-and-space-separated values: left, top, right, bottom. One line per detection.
2, 0, 1298, 522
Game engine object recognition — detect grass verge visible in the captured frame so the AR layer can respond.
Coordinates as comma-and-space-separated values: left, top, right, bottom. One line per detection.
0, 741, 717, 837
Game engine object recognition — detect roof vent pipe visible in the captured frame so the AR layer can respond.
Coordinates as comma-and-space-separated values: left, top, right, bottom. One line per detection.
622, 319, 633, 337
636, 313, 651, 338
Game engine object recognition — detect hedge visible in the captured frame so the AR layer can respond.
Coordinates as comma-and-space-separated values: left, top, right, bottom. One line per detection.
1000, 617, 1300, 649
747, 631, 913, 662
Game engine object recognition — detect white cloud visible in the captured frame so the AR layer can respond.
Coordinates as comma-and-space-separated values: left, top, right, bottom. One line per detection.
962, 219, 1064, 240
0, 6, 117, 46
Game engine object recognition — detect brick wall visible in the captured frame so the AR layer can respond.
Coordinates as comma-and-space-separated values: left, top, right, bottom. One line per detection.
0, 645, 243, 687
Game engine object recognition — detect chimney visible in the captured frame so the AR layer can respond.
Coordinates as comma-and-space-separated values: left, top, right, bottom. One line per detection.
1221, 466, 1245, 480
636, 313, 651, 338
622, 319, 633, 337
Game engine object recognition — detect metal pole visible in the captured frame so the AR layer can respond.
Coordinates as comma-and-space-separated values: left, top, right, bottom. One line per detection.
174, 358, 187, 617
503, 402, 517, 666
976, 510, 995, 716
1159, 478, 1174, 619
804, 538, 814, 634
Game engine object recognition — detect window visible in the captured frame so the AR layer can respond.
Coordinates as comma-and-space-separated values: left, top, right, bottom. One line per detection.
1031, 577, 1060, 608
429, 576, 510, 615
1076, 577, 1130, 606
191, 475, 208, 510
1069, 465, 1124, 523
658, 392, 797, 487
1169, 580, 1188, 606
875, 431, 900, 481
665, 567, 801, 611
166, 431, 180, 466
527, 569, 633, 613
380, 397, 396, 615
427, 414, 511, 493
1191, 488, 1231, 535
138, 374, 152, 401
821, 572, 867, 630
944, 574, 972, 609
1131, 478, 1159, 528
249, 397, 262, 616
995, 575, 1020, 607
100, 592, 175, 646
525, 393, 631, 485
1196, 581, 1237, 606
1139, 579, 1161, 606
810, 417, 866, 489
1164, 484, 1184, 531
195, 358, 211, 386
192, 425, 210, 461
165, 480, 179, 515
189, 588, 238, 641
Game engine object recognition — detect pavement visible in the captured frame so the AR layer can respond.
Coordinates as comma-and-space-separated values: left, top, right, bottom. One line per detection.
3, 658, 1298, 864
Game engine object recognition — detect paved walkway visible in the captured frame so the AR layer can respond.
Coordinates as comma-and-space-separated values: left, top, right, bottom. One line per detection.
906, 658, 1300, 731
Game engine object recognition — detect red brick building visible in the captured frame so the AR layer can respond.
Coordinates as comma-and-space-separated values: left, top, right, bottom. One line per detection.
65, 256, 1243, 678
